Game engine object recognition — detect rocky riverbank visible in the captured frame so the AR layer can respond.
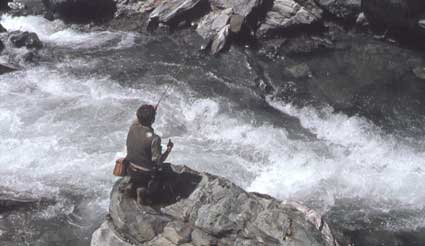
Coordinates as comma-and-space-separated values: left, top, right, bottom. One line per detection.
91, 163, 340, 246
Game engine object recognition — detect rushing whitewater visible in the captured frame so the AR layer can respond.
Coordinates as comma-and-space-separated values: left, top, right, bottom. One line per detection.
1, 15, 425, 244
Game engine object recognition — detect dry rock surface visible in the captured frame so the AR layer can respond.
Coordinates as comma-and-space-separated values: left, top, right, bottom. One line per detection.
91, 164, 339, 246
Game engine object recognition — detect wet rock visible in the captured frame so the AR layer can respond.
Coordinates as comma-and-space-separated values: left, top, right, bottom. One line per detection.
196, 9, 232, 41
418, 19, 425, 29
0, 192, 41, 213
148, 0, 206, 28
314, 0, 361, 20
286, 63, 312, 79
91, 163, 340, 246
413, 66, 425, 80
0, 64, 17, 75
196, 9, 232, 54
9, 31, 43, 49
209, 0, 262, 17
363, 0, 425, 29
356, 12, 369, 26
0, 24, 7, 33
210, 24, 230, 54
43, 0, 116, 23
114, 0, 161, 18
257, 0, 322, 39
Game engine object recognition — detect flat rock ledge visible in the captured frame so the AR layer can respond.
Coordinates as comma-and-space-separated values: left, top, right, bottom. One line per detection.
91, 164, 339, 246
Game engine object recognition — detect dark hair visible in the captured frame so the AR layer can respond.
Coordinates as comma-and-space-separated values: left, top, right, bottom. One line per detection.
137, 104, 156, 126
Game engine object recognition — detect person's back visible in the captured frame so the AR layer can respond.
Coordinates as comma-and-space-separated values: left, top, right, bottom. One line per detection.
126, 121, 161, 171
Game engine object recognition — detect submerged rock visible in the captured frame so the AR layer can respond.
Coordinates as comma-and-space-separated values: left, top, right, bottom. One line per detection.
91, 163, 340, 246
9, 31, 43, 49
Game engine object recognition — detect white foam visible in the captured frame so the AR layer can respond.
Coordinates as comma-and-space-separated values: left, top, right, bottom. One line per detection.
0, 15, 138, 49
246, 97, 425, 210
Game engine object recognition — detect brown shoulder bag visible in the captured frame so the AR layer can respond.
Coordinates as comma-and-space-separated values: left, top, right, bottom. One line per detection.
113, 158, 128, 177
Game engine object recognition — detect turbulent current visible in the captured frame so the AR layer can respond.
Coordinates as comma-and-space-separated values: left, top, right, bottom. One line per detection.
1, 15, 425, 245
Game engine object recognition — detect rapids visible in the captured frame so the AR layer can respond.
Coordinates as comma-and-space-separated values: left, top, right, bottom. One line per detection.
1, 15, 425, 245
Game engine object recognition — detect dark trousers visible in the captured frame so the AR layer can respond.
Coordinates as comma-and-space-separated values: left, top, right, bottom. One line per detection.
126, 167, 160, 201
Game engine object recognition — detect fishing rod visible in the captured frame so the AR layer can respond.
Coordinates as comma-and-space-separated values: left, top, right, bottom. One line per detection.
154, 82, 174, 111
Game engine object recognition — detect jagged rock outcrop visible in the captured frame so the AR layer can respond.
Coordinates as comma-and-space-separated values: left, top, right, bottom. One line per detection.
314, 0, 361, 20
209, 0, 262, 17
257, 0, 322, 38
9, 31, 43, 49
91, 164, 339, 246
148, 0, 207, 28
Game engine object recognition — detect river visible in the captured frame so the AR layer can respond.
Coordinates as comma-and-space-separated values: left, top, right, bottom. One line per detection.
1, 15, 425, 245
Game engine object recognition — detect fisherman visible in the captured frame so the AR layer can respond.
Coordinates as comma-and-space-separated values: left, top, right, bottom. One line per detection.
124, 104, 173, 204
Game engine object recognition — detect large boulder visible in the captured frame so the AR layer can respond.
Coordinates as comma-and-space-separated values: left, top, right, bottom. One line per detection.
314, 0, 361, 20
257, 0, 323, 38
363, 0, 425, 29
42, 0, 117, 23
209, 0, 263, 17
148, 0, 207, 28
196, 9, 232, 54
91, 164, 340, 246
9, 31, 43, 49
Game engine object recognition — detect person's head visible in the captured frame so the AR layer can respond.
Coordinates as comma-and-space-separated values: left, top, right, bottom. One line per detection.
136, 104, 156, 126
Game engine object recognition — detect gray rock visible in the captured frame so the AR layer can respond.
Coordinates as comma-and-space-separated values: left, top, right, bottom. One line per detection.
286, 63, 312, 79
418, 19, 425, 29
356, 12, 369, 26
229, 14, 244, 33
148, 0, 205, 26
91, 164, 340, 246
314, 0, 361, 20
363, 0, 425, 29
191, 228, 217, 246
257, 0, 322, 38
0, 24, 7, 33
196, 9, 232, 40
9, 31, 43, 49
0, 192, 39, 212
91, 221, 132, 246
210, 24, 230, 54
162, 221, 192, 244
209, 0, 262, 17
413, 67, 425, 80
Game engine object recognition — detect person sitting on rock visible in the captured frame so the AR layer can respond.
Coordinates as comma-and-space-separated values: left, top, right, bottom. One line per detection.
124, 104, 173, 204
